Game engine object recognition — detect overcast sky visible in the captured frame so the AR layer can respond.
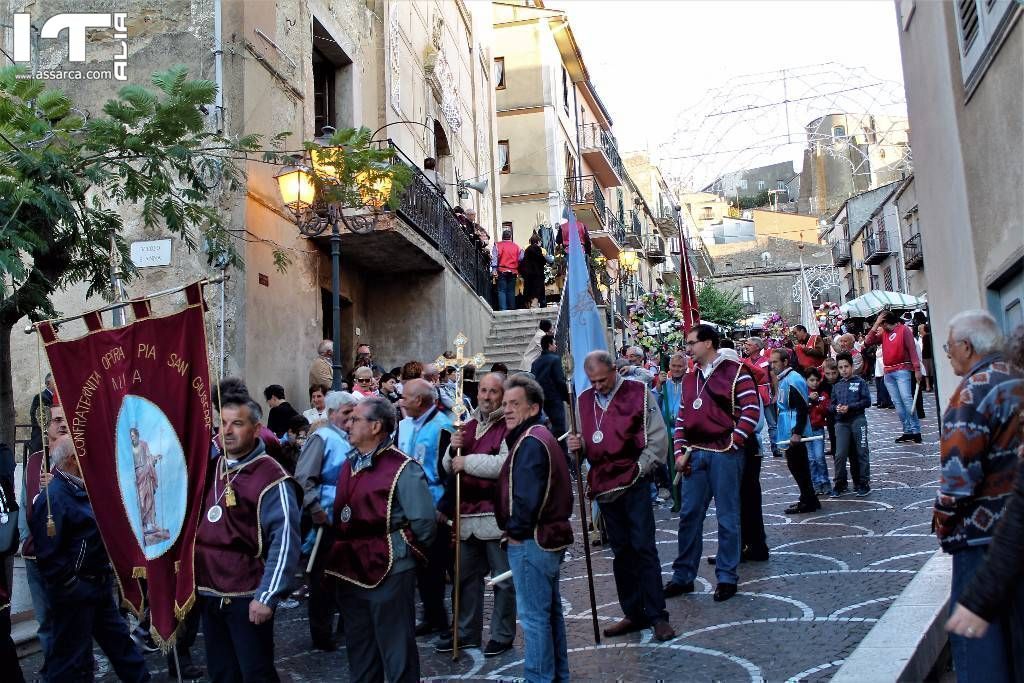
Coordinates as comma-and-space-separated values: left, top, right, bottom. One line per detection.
543, 0, 908, 188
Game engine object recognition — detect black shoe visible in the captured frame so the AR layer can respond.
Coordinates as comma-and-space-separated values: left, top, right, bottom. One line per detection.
434, 637, 479, 653
713, 583, 738, 602
742, 548, 770, 562
895, 433, 911, 443
909, 433, 923, 443
706, 556, 716, 566
168, 659, 204, 680
664, 581, 695, 598
483, 640, 513, 657
784, 502, 819, 514
312, 638, 338, 652
415, 622, 446, 637
856, 486, 871, 497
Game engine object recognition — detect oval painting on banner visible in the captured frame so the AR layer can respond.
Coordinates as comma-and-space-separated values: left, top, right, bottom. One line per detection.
115, 395, 188, 560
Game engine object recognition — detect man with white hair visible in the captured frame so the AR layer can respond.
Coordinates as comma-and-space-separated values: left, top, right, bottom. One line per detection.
309, 339, 335, 391
622, 346, 655, 388
831, 333, 863, 374
294, 390, 359, 650
934, 310, 1023, 679
31, 437, 151, 682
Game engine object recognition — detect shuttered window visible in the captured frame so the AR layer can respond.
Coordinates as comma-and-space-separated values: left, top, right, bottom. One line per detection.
955, 0, 1017, 87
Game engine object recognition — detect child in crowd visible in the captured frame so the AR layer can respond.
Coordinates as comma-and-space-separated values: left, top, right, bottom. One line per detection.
804, 368, 833, 496
830, 352, 872, 496
821, 359, 839, 456
278, 414, 310, 475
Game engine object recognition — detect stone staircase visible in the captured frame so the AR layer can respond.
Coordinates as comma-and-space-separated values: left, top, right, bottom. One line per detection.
483, 306, 559, 371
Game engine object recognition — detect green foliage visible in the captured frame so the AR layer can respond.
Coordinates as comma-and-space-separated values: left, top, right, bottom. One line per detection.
697, 282, 744, 328
737, 190, 771, 210
0, 64, 268, 326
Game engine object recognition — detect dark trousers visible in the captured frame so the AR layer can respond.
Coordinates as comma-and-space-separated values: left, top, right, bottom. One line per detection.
826, 417, 836, 455
169, 608, 201, 667
740, 439, 768, 555
337, 570, 419, 683
785, 442, 819, 508
308, 542, 341, 645
457, 537, 516, 644
875, 376, 893, 407
544, 399, 567, 439
416, 525, 451, 628
599, 481, 668, 624
0, 605, 25, 683
48, 576, 150, 682
200, 596, 278, 683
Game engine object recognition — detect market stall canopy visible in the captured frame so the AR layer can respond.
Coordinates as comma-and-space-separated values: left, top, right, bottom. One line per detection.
840, 291, 926, 318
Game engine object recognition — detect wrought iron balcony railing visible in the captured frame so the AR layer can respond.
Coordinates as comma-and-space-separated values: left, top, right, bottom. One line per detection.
831, 240, 852, 266
903, 232, 924, 270
579, 123, 626, 183
864, 230, 894, 265
604, 207, 626, 247
564, 175, 606, 216
379, 140, 492, 302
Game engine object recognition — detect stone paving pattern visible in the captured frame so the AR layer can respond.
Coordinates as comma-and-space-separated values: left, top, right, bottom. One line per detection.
19, 402, 943, 682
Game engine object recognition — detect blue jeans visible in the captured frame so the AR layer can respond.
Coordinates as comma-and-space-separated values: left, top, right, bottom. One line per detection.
25, 559, 53, 675
884, 369, 920, 434
806, 429, 831, 491
497, 272, 517, 311
672, 448, 743, 585
764, 403, 779, 455
949, 546, 1013, 682
507, 540, 569, 683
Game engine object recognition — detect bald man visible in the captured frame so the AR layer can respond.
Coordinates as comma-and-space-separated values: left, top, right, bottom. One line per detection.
397, 379, 454, 636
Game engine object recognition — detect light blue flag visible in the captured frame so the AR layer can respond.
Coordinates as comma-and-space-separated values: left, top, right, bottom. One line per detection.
565, 208, 607, 396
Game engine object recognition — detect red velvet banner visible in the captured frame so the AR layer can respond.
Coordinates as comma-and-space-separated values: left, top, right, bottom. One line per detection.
40, 283, 213, 643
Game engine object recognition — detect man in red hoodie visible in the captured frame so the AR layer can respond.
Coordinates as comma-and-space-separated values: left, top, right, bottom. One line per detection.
864, 310, 922, 442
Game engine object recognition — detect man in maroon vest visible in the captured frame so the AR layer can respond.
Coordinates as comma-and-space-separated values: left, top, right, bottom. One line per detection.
567, 350, 675, 641
437, 372, 516, 656
496, 374, 573, 682
326, 396, 436, 683
195, 394, 300, 682
667, 324, 762, 603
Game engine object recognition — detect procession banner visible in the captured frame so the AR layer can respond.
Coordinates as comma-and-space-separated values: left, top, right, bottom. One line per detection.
798, 256, 822, 337
565, 207, 608, 395
38, 283, 213, 644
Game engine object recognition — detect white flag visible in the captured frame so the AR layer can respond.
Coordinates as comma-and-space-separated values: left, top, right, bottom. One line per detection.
799, 257, 821, 337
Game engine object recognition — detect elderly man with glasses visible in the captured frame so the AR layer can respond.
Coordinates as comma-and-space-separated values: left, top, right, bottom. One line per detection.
933, 310, 1023, 682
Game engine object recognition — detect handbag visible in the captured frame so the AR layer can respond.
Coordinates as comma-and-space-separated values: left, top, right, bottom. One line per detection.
0, 480, 19, 554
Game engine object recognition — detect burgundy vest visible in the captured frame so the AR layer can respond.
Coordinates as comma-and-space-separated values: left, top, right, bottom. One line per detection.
678, 359, 744, 452
496, 425, 573, 551
459, 417, 508, 517
21, 450, 47, 560
324, 446, 426, 588
578, 380, 648, 497
195, 454, 291, 596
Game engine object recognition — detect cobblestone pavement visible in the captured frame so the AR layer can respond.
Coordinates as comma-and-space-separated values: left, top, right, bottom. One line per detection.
19, 402, 943, 682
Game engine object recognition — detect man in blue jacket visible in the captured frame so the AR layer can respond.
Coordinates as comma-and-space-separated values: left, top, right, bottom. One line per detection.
831, 352, 872, 495
529, 335, 570, 437
30, 437, 150, 682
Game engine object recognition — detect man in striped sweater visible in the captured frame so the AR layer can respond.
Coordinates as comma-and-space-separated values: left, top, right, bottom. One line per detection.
665, 324, 762, 603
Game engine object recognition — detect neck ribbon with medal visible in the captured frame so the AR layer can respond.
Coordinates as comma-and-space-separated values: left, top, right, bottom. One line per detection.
206, 457, 240, 524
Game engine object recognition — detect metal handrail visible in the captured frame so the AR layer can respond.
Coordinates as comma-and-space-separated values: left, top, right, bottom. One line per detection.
579, 123, 625, 181
564, 175, 607, 217
903, 232, 923, 266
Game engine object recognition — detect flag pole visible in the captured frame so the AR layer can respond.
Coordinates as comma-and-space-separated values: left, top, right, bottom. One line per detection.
565, 352, 601, 645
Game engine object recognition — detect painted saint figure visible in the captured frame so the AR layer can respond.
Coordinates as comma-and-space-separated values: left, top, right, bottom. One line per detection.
130, 427, 169, 544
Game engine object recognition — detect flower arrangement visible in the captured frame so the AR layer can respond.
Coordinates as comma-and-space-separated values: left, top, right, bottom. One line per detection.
762, 312, 788, 348
815, 301, 846, 336
627, 291, 686, 354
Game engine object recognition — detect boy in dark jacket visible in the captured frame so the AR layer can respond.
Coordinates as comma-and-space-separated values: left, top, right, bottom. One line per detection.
830, 353, 872, 496
804, 368, 832, 496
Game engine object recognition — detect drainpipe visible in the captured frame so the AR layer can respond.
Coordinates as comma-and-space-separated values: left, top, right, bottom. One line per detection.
213, 0, 224, 133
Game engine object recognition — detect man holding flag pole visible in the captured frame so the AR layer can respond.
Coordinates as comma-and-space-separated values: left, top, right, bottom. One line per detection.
563, 209, 675, 642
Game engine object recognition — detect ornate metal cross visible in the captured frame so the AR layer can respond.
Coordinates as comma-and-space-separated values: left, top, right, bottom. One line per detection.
435, 331, 486, 427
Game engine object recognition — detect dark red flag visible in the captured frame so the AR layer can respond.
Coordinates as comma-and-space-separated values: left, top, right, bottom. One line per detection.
39, 283, 212, 644
678, 230, 701, 332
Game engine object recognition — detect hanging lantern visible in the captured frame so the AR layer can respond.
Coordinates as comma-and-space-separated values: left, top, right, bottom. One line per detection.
274, 164, 315, 211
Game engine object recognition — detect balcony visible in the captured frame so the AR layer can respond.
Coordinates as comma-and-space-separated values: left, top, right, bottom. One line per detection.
586, 207, 626, 259
863, 230, 895, 265
579, 123, 625, 187
844, 272, 856, 302
644, 234, 666, 262
903, 233, 924, 270
831, 240, 852, 266
565, 175, 606, 233
335, 140, 492, 301
626, 210, 644, 248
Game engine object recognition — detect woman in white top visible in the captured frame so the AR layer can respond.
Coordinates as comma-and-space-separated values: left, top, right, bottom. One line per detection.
302, 384, 329, 424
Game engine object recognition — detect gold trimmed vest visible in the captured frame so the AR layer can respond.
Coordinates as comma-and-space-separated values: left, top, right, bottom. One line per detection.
578, 379, 648, 498
195, 454, 291, 597
678, 359, 744, 452
324, 446, 426, 588
459, 417, 508, 517
20, 450, 47, 560
496, 425, 573, 551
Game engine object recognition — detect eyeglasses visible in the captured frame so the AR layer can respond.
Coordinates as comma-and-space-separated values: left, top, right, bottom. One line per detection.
349, 416, 379, 424
684, 339, 703, 346
943, 340, 967, 354
356, 378, 373, 384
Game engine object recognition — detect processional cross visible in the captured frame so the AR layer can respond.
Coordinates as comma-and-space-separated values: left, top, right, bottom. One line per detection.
434, 332, 485, 661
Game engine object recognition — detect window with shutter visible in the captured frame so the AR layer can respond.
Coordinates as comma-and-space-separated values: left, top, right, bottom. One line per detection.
956, 0, 1018, 88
